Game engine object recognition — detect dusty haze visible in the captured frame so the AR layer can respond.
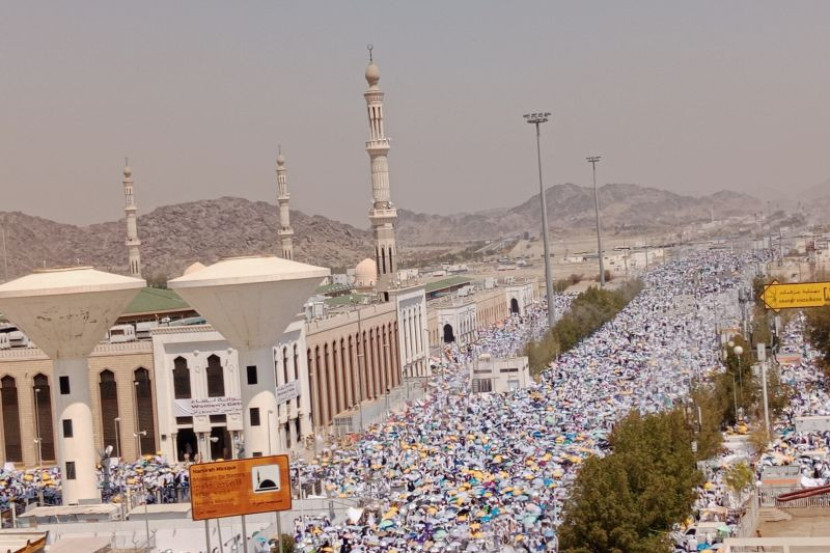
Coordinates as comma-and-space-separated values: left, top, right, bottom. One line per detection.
1, 1, 829, 228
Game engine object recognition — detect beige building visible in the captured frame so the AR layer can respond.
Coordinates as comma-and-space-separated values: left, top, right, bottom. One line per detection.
0, 343, 155, 467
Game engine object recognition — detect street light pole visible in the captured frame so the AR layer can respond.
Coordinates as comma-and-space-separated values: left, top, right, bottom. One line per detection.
267, 410, 274, 455
524, 112, 556, 328
33, 387, 44, 505
113, 417, 121, 459
356, 310, 365, 433
587, 156, 605, 288
0, 217, 8, 283
133, 428, 150, 549
734, 345, 744, 416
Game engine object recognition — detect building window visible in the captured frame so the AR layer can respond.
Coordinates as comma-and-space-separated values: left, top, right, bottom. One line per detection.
134, 368, 157, 454
250, 407, 260, 426
62, 419, 73, 438
33, 375, 55, 461
173, 357, 192, 399
99, 370, 119, 454
206, 354, 225, 397
246, 365, 257, 385
1, 376, 22, 462
59, 376, 70, 395
65, 461, 76, 480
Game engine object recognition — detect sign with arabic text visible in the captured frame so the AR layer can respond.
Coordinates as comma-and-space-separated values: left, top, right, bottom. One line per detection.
761, 280, 830, 311
189, 455, 292, 520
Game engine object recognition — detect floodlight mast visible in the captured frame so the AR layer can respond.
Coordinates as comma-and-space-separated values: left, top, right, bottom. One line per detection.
523, 112, 556, 328
587, 156, 604, 287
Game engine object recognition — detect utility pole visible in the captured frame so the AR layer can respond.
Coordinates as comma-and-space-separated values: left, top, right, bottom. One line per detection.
587, 156, 604, 287
524, 112, 556, 328
1, 216, 8, 283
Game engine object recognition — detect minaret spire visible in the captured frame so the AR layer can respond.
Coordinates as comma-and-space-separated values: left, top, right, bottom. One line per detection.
122, 160, 141, 277
364, 47, 397, 293
276, 148, 294, 260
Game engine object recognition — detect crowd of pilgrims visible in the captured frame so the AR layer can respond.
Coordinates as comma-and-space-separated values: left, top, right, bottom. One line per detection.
287, 252, 751, 552
4, 249, 830, 552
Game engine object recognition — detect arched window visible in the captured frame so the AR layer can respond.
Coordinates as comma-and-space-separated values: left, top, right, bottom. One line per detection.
99, 370, 119, 454
134, 368, 156, 455
206, 355, 224, 397
282, 347, 289, 384
173, 356, 191, 399
293, 345, 299, 382
33, 374, 55, 461
1, 376, 22, 462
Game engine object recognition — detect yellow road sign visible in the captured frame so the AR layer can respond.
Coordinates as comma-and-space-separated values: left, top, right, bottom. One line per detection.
189, 454, 291, 521
761, 280, 830, 311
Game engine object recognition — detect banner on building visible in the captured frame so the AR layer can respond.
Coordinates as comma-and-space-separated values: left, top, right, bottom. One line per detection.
174, 396, 243, 417
276, 380, 301, 404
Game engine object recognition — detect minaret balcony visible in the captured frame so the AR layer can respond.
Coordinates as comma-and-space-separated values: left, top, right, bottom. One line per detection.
365, 140, 390, 154
369, 209, 397, 225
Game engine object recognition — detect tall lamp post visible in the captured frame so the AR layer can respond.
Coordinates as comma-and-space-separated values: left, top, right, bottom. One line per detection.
587, 155, 605, 287
733, 344, 744, 417
33, 387, 44, 505
133, 428, 149, 548
113, 417, 121, 459
524, 112, 556, 328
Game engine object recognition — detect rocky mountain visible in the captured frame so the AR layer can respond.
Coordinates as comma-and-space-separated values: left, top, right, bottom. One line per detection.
0, 198, 372, 281
0, 184, 764, 280
395, 183, 763, 245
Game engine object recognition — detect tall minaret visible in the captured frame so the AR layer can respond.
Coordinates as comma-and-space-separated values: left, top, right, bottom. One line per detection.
122, 160, 141, 277
276, 147, 294, 260
364, 46, 398, 293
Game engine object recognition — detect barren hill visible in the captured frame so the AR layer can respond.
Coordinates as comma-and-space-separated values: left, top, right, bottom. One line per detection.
0, 184, 763, 281
0, 198, 371, 281
396, 183, 763, 245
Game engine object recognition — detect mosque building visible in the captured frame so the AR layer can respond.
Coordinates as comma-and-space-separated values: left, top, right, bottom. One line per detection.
0, 53, 534, 470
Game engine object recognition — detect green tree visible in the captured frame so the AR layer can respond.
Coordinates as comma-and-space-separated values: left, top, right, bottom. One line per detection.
723, 462, 754, 508
559, 409, 701, 553
805, 305, 830, 382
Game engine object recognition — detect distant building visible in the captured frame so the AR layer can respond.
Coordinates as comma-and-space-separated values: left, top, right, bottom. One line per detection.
470, 354, 531, 394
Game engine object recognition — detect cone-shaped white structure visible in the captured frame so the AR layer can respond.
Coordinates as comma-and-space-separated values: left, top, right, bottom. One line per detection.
0, 267, 145, 504
169, 255, 328, 457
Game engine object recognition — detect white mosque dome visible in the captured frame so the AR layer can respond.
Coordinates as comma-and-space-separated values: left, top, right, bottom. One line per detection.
354, 258, 377, 289
365, 62, 380, 87
123, 165, 132, 178
277, 153, 286, 166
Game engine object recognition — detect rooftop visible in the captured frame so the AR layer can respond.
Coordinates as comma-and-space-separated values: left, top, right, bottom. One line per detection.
124, 287, 190, 314
425, 276, 472, 293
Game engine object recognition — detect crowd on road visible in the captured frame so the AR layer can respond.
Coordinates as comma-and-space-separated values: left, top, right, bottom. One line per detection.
290, 252, 751, 552
10, 248, 830, 553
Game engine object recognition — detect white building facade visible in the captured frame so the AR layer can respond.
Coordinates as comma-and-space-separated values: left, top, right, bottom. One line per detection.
435, 300, 477, 347
505, 281, 535, 317
151, 320, 311, 463
392, 286, 429, 378
470, 354, 531, 394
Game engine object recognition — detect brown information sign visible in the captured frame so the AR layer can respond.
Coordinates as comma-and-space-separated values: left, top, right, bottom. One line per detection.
189, 455, 292, 520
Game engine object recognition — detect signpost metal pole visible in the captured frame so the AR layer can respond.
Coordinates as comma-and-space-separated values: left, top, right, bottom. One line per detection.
761, 361, 771, 438
276, 514, 283, 553
240, 515, 249, 553
205, 520, 212, 553
216, 519, 225, 553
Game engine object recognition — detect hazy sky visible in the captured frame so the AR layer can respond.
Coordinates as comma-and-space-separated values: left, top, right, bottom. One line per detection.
2, 1, 829, 228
